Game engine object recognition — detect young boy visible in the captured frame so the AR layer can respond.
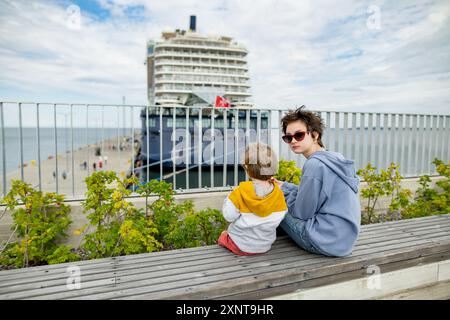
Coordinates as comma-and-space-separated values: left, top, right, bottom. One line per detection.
218, 142, 287, 255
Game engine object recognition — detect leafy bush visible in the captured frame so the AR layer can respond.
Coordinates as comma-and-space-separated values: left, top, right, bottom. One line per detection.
357, 163, 411, 224
135, 179, 196, 246
165, 208, 228, 249
79, 171, 162, 259
274, 159, 302, 184
0, 181, 78, 268
401, 159, 450, 219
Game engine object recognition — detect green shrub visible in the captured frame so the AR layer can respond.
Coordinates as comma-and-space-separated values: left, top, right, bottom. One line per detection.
357, 163, 411, 224
275, 159, 302, 184
136, 179, 195, 246
401, 159, 450, 219
165, 208, 228, 249
79, 171, 162, 259
0, 180, 78, 268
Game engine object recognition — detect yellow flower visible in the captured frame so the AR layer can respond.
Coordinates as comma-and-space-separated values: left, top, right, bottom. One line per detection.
112, 191, 122, 202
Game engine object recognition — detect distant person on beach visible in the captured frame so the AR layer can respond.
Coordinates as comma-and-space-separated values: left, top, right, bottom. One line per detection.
218, 142, 287, 256
93, 162, 97, 172
272, 106, 361, 257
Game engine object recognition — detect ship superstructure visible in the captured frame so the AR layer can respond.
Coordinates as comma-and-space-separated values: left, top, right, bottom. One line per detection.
146, 16, 253, 107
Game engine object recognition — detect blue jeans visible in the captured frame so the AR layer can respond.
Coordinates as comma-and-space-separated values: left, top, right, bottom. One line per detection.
280, 213, 323, 255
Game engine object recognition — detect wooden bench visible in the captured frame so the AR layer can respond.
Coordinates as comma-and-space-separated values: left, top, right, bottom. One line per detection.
0, 214, 449, 300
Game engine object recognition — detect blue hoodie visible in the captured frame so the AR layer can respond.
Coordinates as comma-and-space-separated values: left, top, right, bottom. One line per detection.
281, 151, 361, 257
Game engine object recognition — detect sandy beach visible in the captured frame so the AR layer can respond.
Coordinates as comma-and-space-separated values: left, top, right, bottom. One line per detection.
0, 133, 141, 199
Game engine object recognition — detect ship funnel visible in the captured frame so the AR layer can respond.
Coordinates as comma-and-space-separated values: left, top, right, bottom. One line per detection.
189, 15, 196, 32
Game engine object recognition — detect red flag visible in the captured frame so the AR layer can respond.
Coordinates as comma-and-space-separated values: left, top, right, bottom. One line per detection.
215, 95, 230, 108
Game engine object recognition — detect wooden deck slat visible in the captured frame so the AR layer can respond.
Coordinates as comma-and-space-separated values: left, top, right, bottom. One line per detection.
4, 229, 449, 300
1, 215, 448, 280
3, 222, 449, 288
115, 238, 450, 300
360, 214, 449, 229
0, 214, 450, 279
92, 237, 450, 300
218, 250, 450, 300
0, 214, 449, 300
7, 224, 450, 295
1, 214, 448, 279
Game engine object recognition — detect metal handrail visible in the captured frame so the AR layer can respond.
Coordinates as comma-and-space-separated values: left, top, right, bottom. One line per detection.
0, 101, 449, 199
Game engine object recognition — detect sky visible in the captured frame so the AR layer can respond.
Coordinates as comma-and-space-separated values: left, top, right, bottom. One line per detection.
1, 0, 450, 115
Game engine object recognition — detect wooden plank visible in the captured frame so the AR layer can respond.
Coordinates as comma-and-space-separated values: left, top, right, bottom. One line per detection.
18, 234, 450, 300
2, 215, 448, 280
0, 245, 304, 293
219, 251, 450, 299
3, 224, 449, 288
1, 215, 448, 278
0, 214, 450, 298
2, 231, 449, 298
263, 259, 442, 300
0, 237, 294, 278
111, 238, 450, 300
360, 214, 449, 231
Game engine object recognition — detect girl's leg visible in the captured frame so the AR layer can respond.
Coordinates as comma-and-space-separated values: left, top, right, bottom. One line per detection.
280, 213, 322, 255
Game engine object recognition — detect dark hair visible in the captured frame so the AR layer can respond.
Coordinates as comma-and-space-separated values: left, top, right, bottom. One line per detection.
281, 105, 325, 148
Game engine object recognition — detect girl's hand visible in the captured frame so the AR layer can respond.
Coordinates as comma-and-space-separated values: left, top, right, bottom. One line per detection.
270, 177, 284, 188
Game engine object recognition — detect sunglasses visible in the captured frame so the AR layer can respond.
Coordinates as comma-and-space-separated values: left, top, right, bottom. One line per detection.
282, 131, 309, 144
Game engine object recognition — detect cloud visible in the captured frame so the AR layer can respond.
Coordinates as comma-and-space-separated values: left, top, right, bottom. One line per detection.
0, 0, 449, 116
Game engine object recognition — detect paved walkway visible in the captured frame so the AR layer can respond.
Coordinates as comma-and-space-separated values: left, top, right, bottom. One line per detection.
0, 134, 140, 198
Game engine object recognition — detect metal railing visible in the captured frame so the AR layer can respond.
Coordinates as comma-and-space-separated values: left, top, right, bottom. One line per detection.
1, 101, 449, 199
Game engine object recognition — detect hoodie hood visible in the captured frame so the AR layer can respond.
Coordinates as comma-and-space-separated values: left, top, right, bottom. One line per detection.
228, 181, 287, 217
309, 151, 359, 193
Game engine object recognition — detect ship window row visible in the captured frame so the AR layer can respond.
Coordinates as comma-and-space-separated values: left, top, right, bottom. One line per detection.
169, 40, 235, 48
156, 84, 250, 93
155, 59, 247, 68
156, 66, 248, 76
156, 75, 249, 84
155, 53, 245, 63
163, 118, 268, 129
155, 49, 246, 59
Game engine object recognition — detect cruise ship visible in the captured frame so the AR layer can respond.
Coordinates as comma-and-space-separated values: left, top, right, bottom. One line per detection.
139, 16, 268, 181
146, 15, 253, 107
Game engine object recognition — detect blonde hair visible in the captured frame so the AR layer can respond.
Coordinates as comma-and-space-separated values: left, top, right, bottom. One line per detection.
243, 142, 278, 181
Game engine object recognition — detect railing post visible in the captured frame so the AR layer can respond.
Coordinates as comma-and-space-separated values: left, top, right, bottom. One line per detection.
234, 108, 238, 186
172, 106, 176, 189
185, 106, 190, 190
334, 112, 340, 154
359, 113, 366, 169
71, 104, 75, 197
343, 112, 348, 158
159, 106, 163, 182
211, 107, 215, 188
36, 103, 42, 192
198, 107, 202, 188
86, 105, 90, 177
18, 103, 24, 181
382, 113, 389, 171
223, 108, 228, 187
53, 104, 59, 194
1, 102, 6, 197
